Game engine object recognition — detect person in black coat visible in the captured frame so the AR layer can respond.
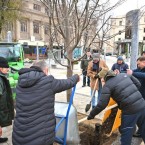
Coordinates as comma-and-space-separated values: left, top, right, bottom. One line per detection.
0, 57, 14, 143
87, 70, 145, 145
12, 61, 79, 145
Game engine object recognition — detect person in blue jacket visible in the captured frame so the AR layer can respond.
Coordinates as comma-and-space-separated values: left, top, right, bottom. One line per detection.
112, 56, 129, 73
127, 56, 145, 100
127, 56, 145, 137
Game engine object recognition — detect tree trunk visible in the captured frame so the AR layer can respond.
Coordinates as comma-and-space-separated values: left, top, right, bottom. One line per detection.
66, 66, 73, 102
62, 0, 73, 102
48, 1, 53, 51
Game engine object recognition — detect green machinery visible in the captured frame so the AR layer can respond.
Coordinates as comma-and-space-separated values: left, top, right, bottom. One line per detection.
0, 42, 24, 99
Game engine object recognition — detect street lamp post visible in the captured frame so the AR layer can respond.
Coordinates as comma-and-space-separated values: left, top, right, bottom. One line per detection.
36, 43, 39, 61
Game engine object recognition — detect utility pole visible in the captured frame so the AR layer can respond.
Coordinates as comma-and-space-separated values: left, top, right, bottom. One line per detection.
130, 10, 139, 69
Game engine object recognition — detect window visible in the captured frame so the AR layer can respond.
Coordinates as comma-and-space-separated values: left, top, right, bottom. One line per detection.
118, 38, 121, 41
45, 25, 49, 35
143, 37, 145, 40
33, 4, 41, 11
144, 28, 145, 33
45, 8, 49, 15
33, 22, 39, 34
119, 21, 122, 26
119, 31, 122, 35
20, 21, 27, 32
0, 44, 21, 61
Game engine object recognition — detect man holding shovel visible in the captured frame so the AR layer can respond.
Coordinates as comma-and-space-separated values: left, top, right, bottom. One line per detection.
87, 70, 145, 145
87, 53, 108, 109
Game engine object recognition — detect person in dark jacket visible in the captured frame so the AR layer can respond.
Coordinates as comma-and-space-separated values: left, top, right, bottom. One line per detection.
87, 70, 145, 145
12, 60, 79, 145
127, 56, 145, 100
80, 53, 91, 87
127, 56, 145, 137
111, 56, 129, 73
0, 57, 14, 143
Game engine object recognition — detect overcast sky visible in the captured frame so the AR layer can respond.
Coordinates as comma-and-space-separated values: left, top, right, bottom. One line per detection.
111, 0, 145, 16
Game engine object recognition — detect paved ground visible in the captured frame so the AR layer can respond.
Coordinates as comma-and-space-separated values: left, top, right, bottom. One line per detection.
1, 56, 144, 145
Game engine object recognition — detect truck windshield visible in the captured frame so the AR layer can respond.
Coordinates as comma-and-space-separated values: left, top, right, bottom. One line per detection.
0, 44, 21, 62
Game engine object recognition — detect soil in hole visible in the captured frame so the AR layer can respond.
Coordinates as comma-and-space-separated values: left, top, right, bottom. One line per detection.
78, 108, 119, 145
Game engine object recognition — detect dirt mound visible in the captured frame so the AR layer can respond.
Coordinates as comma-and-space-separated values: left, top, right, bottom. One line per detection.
78, 108, 119, 145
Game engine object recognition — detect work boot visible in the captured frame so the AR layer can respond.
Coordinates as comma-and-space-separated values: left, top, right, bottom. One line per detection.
0, 137, 8, 143
133, 132, 141, 138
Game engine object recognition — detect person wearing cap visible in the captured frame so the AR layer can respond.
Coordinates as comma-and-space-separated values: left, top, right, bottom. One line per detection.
0, 57, 14, 143
87, 70, 145, 145
111, 56, 129, 74
87, 53, 109, 108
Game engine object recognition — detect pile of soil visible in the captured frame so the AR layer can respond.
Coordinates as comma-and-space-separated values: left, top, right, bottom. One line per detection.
78, 108, 119, 145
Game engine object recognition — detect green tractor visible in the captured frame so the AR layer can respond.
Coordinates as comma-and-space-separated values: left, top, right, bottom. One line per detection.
0, 42, 24, 99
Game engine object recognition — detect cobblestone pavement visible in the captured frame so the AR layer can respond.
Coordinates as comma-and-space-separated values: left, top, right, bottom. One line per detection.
2, 57, 144, 145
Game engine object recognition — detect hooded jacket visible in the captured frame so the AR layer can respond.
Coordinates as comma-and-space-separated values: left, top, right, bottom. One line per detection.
12, 67, 79, 145
89, 73, 145, 118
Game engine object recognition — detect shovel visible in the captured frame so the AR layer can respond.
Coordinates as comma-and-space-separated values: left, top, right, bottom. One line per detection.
85, 79, 98, 112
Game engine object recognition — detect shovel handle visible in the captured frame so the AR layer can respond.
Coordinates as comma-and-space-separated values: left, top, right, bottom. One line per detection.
78, 117, 87, 124
104, 104, 118, 111
79, 104, 118, 124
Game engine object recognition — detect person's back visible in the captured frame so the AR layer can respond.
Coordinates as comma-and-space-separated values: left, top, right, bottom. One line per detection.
89, 73, 145, 116
106, 73, 145, 114
12, 61, 79, 145
88, 71, 145, 145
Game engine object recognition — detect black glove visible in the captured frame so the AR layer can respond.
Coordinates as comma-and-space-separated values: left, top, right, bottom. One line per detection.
87, 114, 94, 120
94, 74, 99, 79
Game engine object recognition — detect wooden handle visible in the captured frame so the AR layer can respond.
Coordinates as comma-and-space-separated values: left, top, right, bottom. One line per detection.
78, 117, 87, 124
78, 104, 118, 124
104, 104, 118, 111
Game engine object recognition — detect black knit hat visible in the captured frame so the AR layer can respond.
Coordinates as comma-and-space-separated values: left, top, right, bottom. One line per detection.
0, 57, 9, 68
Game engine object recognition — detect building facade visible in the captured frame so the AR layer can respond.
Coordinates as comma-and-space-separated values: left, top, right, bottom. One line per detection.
104, 11, 145, 55
10, 0, 97, 59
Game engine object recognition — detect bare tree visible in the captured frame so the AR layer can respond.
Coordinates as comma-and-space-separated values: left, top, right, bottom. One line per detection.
0, 0, 22, 38
41, 0, 126, 101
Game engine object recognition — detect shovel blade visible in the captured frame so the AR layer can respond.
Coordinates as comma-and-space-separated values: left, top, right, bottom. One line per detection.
85, 103, 91, 112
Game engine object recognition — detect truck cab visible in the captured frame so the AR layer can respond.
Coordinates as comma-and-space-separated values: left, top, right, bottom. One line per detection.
0, 42, 24, 99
